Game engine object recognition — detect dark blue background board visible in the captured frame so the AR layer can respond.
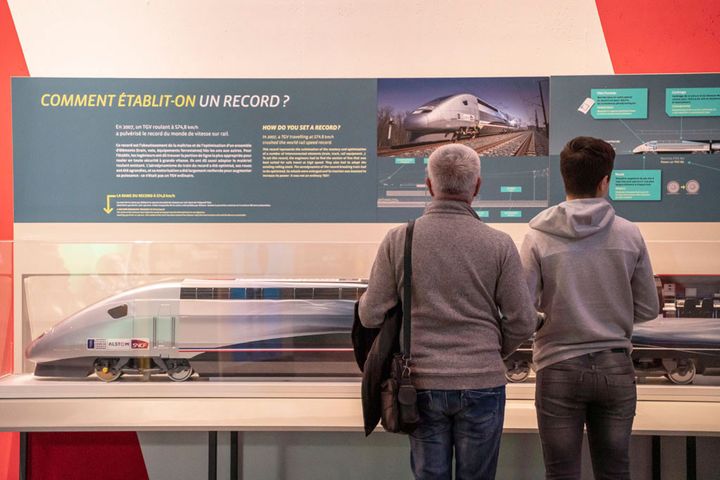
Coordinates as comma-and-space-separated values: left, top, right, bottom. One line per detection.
13, 78, 378, 222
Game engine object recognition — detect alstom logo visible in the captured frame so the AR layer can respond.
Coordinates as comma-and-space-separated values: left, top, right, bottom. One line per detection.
131, 339, 149, 349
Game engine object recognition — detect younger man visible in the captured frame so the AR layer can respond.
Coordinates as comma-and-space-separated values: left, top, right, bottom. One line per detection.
521, 136, 659, 479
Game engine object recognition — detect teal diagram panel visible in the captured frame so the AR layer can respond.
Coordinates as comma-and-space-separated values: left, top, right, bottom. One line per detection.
610, 170, 662, 201
550, 74, 720, 222
666, 88, 720, 117
590, 88, 648, 119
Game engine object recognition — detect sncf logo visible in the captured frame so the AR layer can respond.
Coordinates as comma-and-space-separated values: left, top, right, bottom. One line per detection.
131, 339, 149, 349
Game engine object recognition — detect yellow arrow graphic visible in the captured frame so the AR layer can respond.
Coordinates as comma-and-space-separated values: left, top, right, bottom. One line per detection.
103, 195, 116, 214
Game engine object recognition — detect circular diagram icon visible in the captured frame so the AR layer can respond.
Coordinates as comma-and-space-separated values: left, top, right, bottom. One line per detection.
685, 180, 700, 194
666, 181, 680, 194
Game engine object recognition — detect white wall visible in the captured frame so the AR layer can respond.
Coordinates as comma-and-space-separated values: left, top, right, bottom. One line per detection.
10, 0, 612, 78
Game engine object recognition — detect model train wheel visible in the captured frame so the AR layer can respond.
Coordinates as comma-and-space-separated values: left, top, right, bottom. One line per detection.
505, 361, 531, 383
167, 361, 194, 382
94, 363, 122, 382
665, 360, 697, 385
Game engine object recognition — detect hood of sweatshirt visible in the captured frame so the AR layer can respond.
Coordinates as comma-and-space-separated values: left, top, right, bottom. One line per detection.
529, 197, 615, 239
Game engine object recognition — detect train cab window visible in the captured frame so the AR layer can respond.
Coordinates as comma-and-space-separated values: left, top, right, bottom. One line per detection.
108, 304, 128, 319
263, 288, 281, 299
245, 288, 262, 299
279, 288, 295, 299
477, 98, 498, 112
196, 288, 213, 299
342, 287, 367, 300
180, 288, 197, 299
314, 288, 340, 300
213, 288, 230, 299
295, 288, 314, 300
341, 288, 359, 300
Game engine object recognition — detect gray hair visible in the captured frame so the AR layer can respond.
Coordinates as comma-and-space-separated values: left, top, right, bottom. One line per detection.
427, 144, 481, 195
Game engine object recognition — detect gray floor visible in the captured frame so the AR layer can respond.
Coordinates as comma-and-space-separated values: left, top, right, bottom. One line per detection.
136, 431, 720, 479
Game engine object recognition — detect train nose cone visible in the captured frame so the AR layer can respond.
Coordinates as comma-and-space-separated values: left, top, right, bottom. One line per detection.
25, 332, 48, 361
404, 114, 428, 132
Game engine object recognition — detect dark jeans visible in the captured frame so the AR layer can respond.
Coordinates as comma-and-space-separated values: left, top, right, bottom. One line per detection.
536, 350, 637, 480
409, 386, 505, 480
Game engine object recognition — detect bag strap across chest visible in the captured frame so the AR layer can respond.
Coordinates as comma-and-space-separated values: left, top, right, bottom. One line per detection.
402, 219, 414, 359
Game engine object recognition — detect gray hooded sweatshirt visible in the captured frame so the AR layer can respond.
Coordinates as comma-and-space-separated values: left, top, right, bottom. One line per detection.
520, 198, 659, 371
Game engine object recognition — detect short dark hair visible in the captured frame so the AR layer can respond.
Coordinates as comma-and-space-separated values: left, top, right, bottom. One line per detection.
560, 136, 615, 197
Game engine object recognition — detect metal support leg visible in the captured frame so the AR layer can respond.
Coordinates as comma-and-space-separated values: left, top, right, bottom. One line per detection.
652, 435, 661, 480
19, 432, 27, 480
231, 431, 243, 480
208, 431, 217, 480
686, 436, 696, 480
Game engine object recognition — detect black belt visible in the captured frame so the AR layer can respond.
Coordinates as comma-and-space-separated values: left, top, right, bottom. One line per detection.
587, 348, 628, 357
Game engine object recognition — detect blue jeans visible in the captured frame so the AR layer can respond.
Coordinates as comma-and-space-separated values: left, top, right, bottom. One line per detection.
409, 386, 506, 480
536, 350, 636, 480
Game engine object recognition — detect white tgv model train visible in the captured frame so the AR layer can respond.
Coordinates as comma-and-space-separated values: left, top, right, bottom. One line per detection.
403, 93, 518, 143
25, 279, 367, 381
504, 316, 720, 385
632, 140, 718, 154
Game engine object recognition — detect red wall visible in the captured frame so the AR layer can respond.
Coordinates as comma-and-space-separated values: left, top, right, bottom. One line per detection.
0, 0, 27, 478
596, 0, 720, 74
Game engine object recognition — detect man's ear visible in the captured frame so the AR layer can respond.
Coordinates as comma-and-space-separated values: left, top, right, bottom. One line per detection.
474, 177, 481, 197
598, 175, 610, 197
425, 178, 434, 197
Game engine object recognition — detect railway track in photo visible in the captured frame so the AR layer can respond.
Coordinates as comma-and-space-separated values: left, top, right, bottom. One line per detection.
378, 131, 538, 158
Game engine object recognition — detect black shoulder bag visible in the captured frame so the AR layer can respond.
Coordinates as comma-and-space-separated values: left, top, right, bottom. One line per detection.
380, 220, 420, 434
352, 221, 419, 435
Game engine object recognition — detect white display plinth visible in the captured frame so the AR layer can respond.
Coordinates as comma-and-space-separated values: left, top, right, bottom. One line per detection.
1, 375, 720, 434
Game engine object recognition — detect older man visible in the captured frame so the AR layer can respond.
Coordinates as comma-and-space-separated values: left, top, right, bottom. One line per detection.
359, 143, 536, 480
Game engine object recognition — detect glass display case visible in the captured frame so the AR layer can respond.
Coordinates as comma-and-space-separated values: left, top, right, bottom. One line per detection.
1, 237, 720, 435
6, 238, 720, 386
0, 241, 11, 380
15, 240, 378, 382
505, 273, 720, 386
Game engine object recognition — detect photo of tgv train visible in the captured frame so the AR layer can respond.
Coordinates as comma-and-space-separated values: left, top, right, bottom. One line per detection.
632, 140, 719, 154
25, 279, 367, 382
377, 77, 550, 157
504, 316, 720, 385
402, 93, 519, 144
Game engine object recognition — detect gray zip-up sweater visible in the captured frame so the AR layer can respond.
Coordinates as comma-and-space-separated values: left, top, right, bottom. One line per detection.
520, 198, 659, 371
359, 200, 537, 390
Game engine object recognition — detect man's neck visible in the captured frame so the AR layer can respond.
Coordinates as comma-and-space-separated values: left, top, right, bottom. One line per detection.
566, 195, 599, 201
433, 194, 473, 205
